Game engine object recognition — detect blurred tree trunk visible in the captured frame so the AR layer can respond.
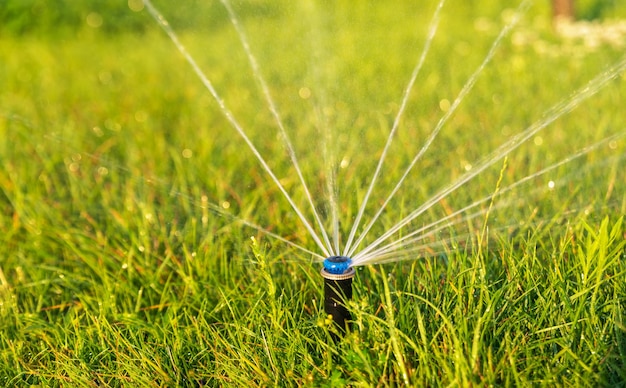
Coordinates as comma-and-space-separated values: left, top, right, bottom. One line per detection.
552, 0, 575, 21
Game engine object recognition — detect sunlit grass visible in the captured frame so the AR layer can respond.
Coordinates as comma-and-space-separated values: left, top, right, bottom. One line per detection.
1, 1, 625, 385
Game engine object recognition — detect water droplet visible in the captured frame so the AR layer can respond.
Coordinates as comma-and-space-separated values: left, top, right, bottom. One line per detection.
474, 17, 494, 33
222, 201, 231, 209
138, 246, 145, 252
500, 8, 517, 24
340, 157, 350, 169
128, 0, 144, 12
548, 180, 555, 190
135, 110, 148, 122
86, 12, 103, 28
122, 263, 128, 269
298, 87, 311, 99
439, 98, 451, 112
104, 119, 121, 132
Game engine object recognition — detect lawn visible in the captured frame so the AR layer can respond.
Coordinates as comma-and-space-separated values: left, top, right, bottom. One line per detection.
1, 0, 625, 386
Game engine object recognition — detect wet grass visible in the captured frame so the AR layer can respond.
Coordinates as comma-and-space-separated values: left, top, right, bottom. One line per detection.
1, 1, 626, 386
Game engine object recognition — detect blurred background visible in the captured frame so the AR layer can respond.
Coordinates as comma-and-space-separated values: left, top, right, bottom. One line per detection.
1, 0, 626, 37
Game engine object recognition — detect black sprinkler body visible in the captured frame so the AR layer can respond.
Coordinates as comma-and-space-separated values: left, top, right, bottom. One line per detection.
321, 256, 355, 336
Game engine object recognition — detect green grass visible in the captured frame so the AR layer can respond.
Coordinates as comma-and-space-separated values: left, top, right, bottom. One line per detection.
1, 1, 626, 386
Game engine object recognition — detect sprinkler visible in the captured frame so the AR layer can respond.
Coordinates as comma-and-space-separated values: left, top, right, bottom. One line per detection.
321, 256, 355, 337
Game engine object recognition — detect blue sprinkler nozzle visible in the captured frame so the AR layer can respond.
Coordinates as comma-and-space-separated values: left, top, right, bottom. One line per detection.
323, 255, 352, 275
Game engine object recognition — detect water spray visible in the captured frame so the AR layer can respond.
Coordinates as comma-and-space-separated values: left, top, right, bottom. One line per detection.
321, 256, 355, 337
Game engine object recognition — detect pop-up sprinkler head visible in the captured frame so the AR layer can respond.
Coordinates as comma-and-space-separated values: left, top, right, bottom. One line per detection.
321, 256, 355, 337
